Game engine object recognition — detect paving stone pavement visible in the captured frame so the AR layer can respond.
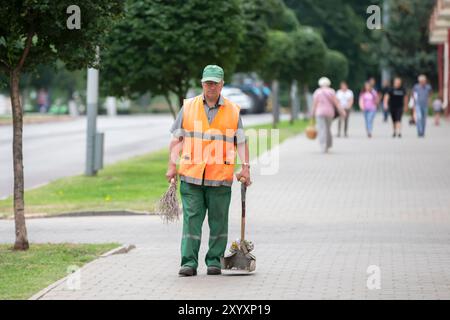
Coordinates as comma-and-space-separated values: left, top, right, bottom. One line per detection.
1, 113, 450, 300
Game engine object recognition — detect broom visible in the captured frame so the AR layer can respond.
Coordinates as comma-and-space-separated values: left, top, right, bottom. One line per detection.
158, 178, 181, 223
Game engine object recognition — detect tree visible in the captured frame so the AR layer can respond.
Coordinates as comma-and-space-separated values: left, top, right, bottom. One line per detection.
289, 27, 327, 85
235, 0, 270, 73
264, 0, 299, 32
260, 30, 293, 127
285, 0, 380, 89
260, 26, 327, 126
102, 0, 244, 118
0, 0, 123, 250
322, 50, 349, 88
288, 27, 327, 122
383, 0, 436, 86
260, 31, 294, 83
235, 0, 299, 75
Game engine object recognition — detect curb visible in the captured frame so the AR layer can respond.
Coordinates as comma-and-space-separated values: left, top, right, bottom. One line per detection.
1, 210, 157, 220
38, 210, 153, 219
28, 244, 136, 300
100, 244, 136, 257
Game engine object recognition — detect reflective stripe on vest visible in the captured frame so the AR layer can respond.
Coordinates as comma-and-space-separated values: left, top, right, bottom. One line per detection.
180, 175, 233, 187
178, 95, 240, 186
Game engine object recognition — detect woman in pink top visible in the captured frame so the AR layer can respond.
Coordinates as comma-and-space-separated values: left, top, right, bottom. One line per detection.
359, 81, 378, 138
312, 77, 346, 153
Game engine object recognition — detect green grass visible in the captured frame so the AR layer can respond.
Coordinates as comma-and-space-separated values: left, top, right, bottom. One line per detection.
0, 119, 307, 218
0, 114, 72, 126
0, 149, 169, 217
0, 115, 13, 125
0, 243, 119, 300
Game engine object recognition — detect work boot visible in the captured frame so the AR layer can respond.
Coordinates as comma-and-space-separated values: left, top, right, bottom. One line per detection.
207, 266, 222, 275
178, 266, 197, 277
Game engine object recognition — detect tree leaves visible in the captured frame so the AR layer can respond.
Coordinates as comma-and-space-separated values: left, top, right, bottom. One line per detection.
101, 0, 243, 109
0, 0, 124, 73
383, 0, 436, 86
285, 0, 380, 89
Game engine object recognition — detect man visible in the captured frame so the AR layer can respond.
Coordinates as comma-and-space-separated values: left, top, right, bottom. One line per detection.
412, 75, 432, 137
166, 65, 251, 277
336, 81, 354, 138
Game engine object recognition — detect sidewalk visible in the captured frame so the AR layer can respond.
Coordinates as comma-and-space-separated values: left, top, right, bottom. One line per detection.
2, 113, 450, 299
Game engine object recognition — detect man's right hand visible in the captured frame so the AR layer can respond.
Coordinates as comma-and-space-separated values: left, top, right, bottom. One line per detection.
166, 164, 177, 182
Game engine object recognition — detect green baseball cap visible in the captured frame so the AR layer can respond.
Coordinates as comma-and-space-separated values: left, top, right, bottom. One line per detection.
201, 65, 224, 83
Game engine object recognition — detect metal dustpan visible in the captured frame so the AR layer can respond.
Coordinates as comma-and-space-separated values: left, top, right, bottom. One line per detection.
221, 178, 256, 273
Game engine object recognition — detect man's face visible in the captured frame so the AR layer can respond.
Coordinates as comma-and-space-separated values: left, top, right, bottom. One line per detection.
202, 81, 223, 101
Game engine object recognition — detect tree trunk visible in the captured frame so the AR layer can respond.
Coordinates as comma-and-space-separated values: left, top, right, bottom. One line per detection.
164, 94, 177, 119
303, 84, 312, 119
177, 94, 184, 114
176, 84, 188, 112
289, 80, 299, 124
271, 80, 280, 129
10, 69, 29, 251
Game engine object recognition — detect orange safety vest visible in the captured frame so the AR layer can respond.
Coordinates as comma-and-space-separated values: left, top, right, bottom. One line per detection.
178, 95, 240, 187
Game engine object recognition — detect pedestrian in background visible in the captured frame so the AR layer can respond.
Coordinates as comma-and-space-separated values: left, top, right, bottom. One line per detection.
412, 75, 432, 137
432, 94, 444, 126
368, 77, 379, 94
383, 77, 408, 138
359, 81, 378, 138
312, 77, 346, 153
336, 81, 354, 138
37, 88, 49, 113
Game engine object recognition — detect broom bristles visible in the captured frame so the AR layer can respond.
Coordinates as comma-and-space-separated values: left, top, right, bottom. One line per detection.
158, 181, 181, 223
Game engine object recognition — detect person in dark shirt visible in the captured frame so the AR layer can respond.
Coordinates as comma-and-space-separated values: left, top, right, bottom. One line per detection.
383, 77, 408, 138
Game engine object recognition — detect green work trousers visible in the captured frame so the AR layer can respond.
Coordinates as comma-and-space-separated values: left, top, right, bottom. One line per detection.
180, 181, 232, 270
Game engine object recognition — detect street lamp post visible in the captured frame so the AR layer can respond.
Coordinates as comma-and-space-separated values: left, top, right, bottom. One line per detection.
381, 0, 391, 85
85, 48, 104, 176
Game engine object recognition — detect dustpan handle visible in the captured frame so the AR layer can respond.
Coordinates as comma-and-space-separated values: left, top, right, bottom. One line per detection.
239, 178, 247, 242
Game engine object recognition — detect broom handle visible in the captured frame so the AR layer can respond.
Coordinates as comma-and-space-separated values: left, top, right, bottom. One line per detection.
240, 177, 247, 242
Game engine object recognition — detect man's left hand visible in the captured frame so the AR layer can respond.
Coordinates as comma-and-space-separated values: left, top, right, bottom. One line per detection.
236, 167, 251, 186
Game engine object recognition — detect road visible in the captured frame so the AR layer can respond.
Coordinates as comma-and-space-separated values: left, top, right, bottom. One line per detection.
0, 113, 275, 199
